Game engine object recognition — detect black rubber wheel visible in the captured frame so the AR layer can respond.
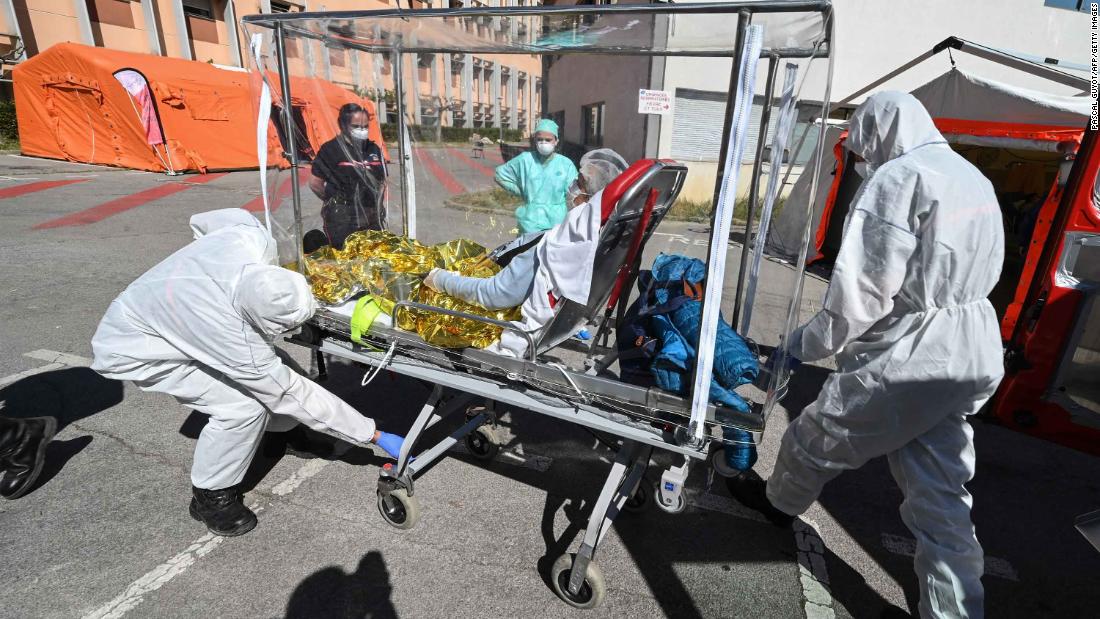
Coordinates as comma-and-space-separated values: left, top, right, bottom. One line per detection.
655, 483, 687, 514
550, 553, 606, 609
622, 482, 649, 514
464, 426, 500, 461
377, 488, 419, 530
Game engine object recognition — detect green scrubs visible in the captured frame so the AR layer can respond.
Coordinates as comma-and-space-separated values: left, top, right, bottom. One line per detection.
495, 151, 579, 234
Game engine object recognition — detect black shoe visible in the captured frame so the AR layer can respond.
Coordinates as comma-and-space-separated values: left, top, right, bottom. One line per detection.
189, 486, 258, 537
725, 471, 796, 529
0, 416, 58, 500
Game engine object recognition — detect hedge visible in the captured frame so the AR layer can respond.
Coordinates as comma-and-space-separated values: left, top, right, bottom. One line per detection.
0, 99, 17, 142
379, 123, 526, 144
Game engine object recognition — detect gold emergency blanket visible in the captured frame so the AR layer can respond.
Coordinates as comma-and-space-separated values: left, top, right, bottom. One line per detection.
301, 230, 520, 348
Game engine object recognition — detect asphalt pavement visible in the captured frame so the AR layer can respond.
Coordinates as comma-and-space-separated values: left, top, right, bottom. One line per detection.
1, 151, 1098, 618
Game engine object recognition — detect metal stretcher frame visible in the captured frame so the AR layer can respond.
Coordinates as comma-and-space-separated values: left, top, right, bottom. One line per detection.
245, 1, 835, 608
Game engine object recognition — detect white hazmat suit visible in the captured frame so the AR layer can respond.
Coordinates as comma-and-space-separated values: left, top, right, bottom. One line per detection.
91, 208, 377, 490
768, 92, 1005, 618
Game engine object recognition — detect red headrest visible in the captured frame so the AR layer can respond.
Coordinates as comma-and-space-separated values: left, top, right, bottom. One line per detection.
600, 159, 659, 225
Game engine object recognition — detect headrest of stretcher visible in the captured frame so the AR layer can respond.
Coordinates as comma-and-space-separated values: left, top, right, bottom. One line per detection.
600, 159, 661, 225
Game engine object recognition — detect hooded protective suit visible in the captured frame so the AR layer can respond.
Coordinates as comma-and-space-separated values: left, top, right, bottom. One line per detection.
767, 92, 1004, 618
91, 209, 377, 490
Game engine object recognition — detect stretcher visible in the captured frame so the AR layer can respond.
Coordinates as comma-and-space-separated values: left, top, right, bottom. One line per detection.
291, 158, 767, 606
243, 1, 834, 608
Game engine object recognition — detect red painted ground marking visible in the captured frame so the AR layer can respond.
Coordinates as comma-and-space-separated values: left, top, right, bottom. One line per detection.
0, 179, 88, 199
34, 173, 227, 229
414, 147, 466, 195
446, 146, 498, 179
242, 168, 311, 213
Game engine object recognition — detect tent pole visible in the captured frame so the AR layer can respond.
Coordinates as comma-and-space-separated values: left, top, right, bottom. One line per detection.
731, 53, 779, 330
394, 50, 412, 237
275, 22, 306, 275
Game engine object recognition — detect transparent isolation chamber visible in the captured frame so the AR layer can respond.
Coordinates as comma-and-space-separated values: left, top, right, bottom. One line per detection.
241, 1, 834, 434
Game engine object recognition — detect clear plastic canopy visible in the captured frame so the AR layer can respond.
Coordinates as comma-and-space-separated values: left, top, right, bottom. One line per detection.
244, 3, 830, 57
241, 1, 834, 437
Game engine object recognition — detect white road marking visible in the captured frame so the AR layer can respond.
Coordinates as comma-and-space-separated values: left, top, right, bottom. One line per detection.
0, 350, 94, 388
7, 154, 102, 167
685, 489, 769, 524
24, 349, 93, 367
82, 456, 327, 619
450, 443, 553, 472
795, 519, 836, 619
0, 175, 40, 182
271, 458, 330, 496
0, 362, 66, 388
880, 533, 1018, 581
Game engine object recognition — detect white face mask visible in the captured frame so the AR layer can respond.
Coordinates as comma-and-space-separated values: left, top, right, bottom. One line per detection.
349, 128, 370, 142
536, 141, 555, 156
567, 181, 587, 205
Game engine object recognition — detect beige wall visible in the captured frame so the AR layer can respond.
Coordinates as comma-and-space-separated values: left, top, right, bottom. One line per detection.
3, 0, 543, 132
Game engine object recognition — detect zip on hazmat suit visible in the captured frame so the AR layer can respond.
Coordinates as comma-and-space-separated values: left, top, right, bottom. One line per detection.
767, 92, 1005, 618
91, 208, 378, 490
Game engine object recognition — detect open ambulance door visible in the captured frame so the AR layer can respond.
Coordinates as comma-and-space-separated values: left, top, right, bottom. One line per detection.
992, 128, 1100, 454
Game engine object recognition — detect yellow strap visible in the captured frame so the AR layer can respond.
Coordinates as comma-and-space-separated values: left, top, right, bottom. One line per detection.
350, 295, 383, 345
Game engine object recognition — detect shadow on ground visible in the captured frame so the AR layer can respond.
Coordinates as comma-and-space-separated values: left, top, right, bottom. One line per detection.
283, 550, 397, 619
0, 368, 122, 496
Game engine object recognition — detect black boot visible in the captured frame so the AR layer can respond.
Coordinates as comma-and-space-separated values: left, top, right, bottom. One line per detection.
189, 486, 257, 537
725, 470, 796, 529
0, 416, 58, 500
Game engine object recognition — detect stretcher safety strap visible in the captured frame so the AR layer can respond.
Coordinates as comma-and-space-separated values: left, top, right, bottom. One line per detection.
350, 295, 385, 344
742, 62, 800, 334
688, 24, 764, 442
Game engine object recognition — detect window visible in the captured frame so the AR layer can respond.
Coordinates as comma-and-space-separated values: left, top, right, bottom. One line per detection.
269, 0, 301, 13
1044, 0, 1093, 12
182, 0, 214, 19
581, 102, 604, 148
88, 0, 136, 27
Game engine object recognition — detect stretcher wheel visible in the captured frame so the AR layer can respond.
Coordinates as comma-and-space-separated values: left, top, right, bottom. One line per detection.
550, 553, 606, 609
377, 488, 419, 529
655, 484, 686, 514
464, 426, 500, 461
710, 447, 742, 479
622, 482, 649, 514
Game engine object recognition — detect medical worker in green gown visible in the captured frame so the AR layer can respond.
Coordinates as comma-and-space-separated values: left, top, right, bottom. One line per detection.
494, 118, 579, 234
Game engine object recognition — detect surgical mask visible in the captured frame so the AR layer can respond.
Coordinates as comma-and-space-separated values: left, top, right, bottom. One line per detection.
536, 141, 555, 156
567, 181, 587, 205
349, 128, 370, 141
853, 161, 872, 178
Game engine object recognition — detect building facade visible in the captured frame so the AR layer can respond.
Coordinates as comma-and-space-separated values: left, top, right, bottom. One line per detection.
0, 0, 545, 133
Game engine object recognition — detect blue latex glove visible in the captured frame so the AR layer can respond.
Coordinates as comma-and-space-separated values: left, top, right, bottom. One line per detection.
375, 432, 405, 460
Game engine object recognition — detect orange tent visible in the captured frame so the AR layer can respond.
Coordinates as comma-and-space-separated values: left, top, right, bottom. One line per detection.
13, 43, 386, 173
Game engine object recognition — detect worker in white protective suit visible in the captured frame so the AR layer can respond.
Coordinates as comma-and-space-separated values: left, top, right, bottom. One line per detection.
726, 92, 1005, 618
91, 208, 405, 537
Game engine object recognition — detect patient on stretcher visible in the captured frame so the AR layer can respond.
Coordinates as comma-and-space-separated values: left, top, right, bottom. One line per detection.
422, 149, 629, 311
300, 149, 628, 352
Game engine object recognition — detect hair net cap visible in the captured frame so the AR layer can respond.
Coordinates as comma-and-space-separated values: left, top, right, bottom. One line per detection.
533, 118, 559, 138
233, 265, 317, 335
578, 148, 629, 194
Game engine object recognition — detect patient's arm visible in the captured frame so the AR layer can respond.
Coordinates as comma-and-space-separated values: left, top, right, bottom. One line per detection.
433, 249, 537, 310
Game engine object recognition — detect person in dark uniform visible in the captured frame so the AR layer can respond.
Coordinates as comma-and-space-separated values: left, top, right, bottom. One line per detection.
309, 103, 388, 249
